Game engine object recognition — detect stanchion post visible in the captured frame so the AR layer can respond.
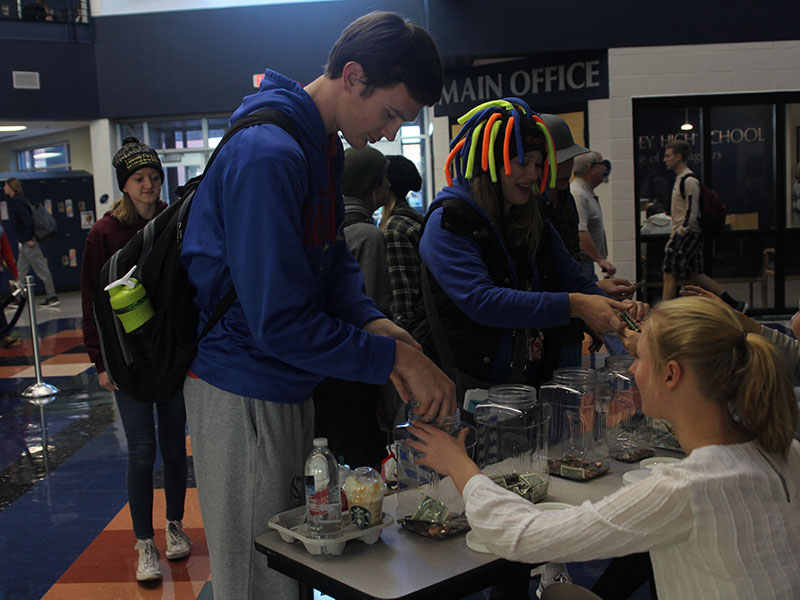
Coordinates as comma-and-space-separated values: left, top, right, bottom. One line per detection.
21, 275, 58, 403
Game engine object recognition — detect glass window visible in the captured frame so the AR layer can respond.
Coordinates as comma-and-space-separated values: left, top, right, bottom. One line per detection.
208, 117, 229, 149
16, 143, 70, 171
634, 106, 703, 220
787, 103, 800, 229
709, 104, 775, 232
783, 230, 800, 308
148, 119, 203, 150
119, 122, 145, 144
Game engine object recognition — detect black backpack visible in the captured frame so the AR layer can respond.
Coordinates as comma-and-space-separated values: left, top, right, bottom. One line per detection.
679, 173, 727, 237
93, 109, 301, 403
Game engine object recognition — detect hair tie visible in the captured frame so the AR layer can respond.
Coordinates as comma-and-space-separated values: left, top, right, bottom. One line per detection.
735, 331, 749, 358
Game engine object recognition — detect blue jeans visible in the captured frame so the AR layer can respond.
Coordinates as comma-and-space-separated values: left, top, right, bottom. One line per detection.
115, 390, 188, 540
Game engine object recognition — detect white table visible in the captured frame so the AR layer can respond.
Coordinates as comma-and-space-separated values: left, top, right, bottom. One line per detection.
255, 449, 683, 600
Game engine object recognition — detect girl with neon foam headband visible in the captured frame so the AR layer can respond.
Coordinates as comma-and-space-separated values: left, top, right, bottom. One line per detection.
414, 98, 644, 389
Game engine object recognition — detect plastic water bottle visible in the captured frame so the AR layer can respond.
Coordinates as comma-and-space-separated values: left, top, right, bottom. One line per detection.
304, 438, 342, 539
104, 265, 157, 373
104, 265, 155, 333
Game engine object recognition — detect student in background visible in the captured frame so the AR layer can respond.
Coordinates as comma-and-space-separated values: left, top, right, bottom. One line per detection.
80, 138, 191, 583
381, 155, 425, 329
640, 200, 672, 235
4, 178, 59, 307
661, 140, 746, 312
0, 226, 21, 347
340, 146, 392, 314
314, 145, 393, 469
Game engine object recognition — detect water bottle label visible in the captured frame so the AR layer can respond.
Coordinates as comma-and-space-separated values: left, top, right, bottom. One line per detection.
308, 455, 330, 488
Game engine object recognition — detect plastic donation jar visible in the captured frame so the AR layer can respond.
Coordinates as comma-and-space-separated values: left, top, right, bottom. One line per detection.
599, 355, 652, 459
474, 384, 551, 503
540, 367, 602, 461
393, 408, 476, 524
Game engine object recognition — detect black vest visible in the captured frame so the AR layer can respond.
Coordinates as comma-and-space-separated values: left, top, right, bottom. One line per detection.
411, 196, 580, 386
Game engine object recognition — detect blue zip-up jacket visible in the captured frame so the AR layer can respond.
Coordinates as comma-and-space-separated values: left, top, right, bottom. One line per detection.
419, 183, 602, 382
181, 70, 395, 402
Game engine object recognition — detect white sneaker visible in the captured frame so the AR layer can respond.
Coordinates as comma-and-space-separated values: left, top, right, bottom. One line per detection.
135, 538, 162, 582
165, 520, 192, 560
535, 562, 572, 599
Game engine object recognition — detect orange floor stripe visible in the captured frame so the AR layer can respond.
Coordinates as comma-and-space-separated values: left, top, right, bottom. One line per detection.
42, 580, 207, 600
43, 353, 92, 365
43, 488, 210, 599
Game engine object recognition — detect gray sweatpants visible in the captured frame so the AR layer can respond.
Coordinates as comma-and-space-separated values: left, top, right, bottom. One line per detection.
184, 376, 314, 600
17, 241, 56, 297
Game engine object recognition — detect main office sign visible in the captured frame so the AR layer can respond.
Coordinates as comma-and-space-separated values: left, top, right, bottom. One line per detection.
436, 50, 609, 118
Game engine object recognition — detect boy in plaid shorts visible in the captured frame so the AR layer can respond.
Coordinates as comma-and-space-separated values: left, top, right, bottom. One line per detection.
662, 140, 746, 312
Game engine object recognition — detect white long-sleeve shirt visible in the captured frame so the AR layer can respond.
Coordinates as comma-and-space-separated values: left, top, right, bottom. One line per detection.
463, 440, 800, 599
761, 325, 800, 382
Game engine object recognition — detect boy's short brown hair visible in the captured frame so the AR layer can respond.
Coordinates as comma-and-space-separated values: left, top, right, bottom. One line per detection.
325, 11, 443, 107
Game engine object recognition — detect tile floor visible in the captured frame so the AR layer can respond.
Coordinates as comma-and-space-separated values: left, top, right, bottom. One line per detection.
8, 290, 751, 599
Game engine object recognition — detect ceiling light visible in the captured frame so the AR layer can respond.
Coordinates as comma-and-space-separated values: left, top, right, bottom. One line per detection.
0, 125, 27, 132
33, 151, 62, 159
680, 108, 693, 131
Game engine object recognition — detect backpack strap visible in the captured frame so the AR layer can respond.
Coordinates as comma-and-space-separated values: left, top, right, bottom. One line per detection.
420, 262, 458, 375
198, 287, 237, 340
417, 197, 472, 377
678, 173, 701, 200
188, 108, 305, 341
108, 250, 134, 366
419, 196, 527, 381
678, 173, 702, 229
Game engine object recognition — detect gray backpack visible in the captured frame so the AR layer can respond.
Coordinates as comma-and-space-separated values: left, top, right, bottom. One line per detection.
23, 198, 58, 241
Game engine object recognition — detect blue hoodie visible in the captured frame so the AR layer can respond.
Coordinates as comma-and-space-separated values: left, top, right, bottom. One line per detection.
419, 183, 602, 381
181, 70, 395, 402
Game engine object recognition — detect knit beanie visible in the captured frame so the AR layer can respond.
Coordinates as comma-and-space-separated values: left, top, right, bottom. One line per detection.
341, 146, 388, 200
386, 155, 422, 201
112, 137, 164, 191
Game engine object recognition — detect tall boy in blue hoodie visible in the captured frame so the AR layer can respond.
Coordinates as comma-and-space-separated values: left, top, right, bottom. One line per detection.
180, 12, 455, 599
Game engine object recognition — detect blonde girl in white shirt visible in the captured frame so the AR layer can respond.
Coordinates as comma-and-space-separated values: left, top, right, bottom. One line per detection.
409, 296, 800, 600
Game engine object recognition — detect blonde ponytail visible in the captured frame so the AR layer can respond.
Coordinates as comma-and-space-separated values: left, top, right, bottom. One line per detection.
380, 194, 398, 231
735, 333, 797, 455
646, 297, 798, 456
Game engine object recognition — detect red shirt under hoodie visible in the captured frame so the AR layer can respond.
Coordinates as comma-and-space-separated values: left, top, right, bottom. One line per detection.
1, 231, 19, 280
80, 202, 167, 373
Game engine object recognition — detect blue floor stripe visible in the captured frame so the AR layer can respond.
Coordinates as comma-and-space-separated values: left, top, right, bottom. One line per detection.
0, 422, 129, 598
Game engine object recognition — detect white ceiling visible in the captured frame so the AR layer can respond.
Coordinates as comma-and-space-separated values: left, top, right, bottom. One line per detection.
0, 120, 92, 144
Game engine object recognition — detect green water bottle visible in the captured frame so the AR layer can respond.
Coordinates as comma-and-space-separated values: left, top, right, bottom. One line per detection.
104, 266, 157, 377
104, 266, 154, 333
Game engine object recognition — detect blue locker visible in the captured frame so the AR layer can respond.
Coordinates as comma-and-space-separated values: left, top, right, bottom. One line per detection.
1, 171, 95, 294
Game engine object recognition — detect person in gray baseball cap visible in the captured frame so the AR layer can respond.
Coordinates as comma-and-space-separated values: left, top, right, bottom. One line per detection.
541, 114, 638, 302
540, 114, 589, 262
